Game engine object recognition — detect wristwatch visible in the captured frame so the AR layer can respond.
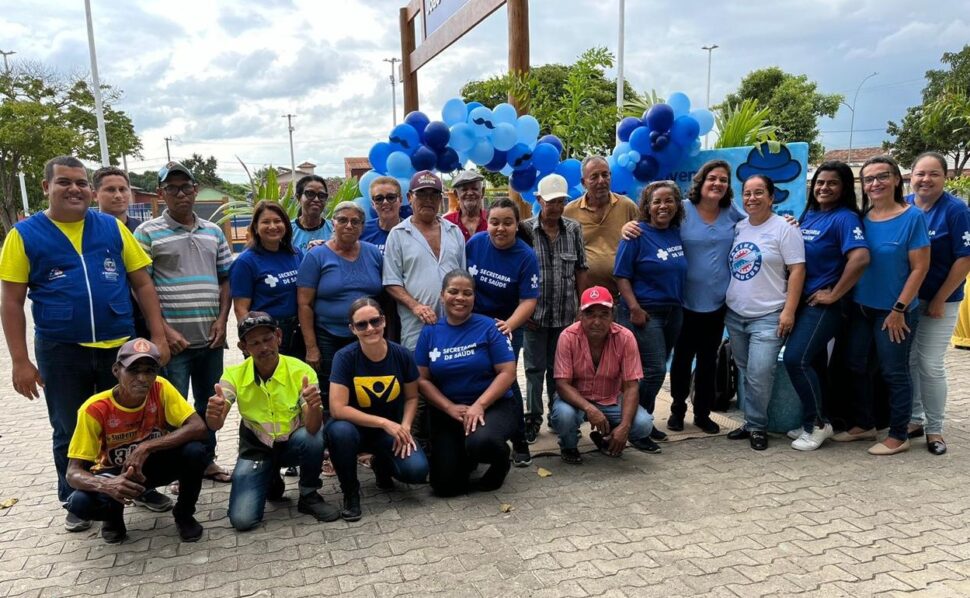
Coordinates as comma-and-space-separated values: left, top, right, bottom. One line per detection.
892, 301, 906, 313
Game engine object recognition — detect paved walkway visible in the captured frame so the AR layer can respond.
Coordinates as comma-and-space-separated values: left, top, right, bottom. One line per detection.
2, 317, 970, 597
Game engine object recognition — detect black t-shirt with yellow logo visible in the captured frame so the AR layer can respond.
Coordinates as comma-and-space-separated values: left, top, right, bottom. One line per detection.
330, 341, 419, 421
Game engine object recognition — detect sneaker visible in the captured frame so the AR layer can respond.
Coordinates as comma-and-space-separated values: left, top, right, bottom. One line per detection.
791, 424, 834, 451
64, 512, 92, 532
649, 428, 668, 441
133, 488, 173, 512
694, 418, 720, 435
560, 448, 583, 465
340, 490, 362, 522
100, 516, 126, 544
267, 471, 286, 501
667, 414, 685, 432
283, 466, 299, 477
630, 437, 662, 454
511, 441, 532, 467
786, 427, 804, 440
174, 515, 204, 542
524, 420, 540, 444
297, 492, 341, 522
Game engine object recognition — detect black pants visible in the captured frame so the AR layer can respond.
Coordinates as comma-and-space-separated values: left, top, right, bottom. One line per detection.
429, 397, 516, 497
669, 305, 727, 421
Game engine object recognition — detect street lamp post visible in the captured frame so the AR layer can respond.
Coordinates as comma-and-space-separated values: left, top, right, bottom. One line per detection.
702, 44, 718, 149
616, 0, 625, 115
0, 50, 15, 74
84, 0, 110, 166
384, 58, 400, 126
842, 72, 877, 165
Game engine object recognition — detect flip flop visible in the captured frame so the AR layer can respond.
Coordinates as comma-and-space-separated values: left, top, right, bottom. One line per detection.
203, 465, 232, 483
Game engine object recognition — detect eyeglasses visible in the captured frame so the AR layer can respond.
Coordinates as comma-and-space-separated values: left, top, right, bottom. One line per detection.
334, 216, 363, 227
302, 190, 328, 201
373, 193, 400, 204
742, 190, 768, 199
861, 172, 894, 186
162, 183, 196, 196
351, 316, 384, 331
413, 190, 442, 200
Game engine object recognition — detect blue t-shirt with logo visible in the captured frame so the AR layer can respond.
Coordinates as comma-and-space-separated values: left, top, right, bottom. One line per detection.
330, 341, 418, 421
229, 246, 304, 319
296, 242, 384, 337
414, 313, 515, 406
291, 218, 333, 253
799, 207, 868, 297
613, 223, 687, 307
465, 232, 540, 320
854, 207, 930, 311
907, 192, 970, 302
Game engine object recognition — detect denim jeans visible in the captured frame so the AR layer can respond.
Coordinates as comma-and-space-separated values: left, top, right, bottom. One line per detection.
64, 441, 208, 522
325, 420, 429, 493
523, 325, 566, 420
845, 303, 919, 441
34, 337, 119, 502
783, 301, 845, 432
724, 309, 784, 432
909, 301, 959, 435
315, 329, 355, 411
162, 346, 224, 459
623, 306, 683, 414
669, 306, 727, 421
549, 395, 654, 450
227, 427, 324, 531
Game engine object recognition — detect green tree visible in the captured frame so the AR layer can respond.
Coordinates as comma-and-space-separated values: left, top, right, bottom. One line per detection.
714, 99, 780, 151
181, 153, 223, 187
0, 62, 142, 234
128, 170, 158, 192
885, 45, 970, 173
721, 67, 842, 163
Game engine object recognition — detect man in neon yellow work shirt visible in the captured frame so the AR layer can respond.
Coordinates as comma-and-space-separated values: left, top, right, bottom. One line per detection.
0, 155, 169, 532
206, 311, 340, 530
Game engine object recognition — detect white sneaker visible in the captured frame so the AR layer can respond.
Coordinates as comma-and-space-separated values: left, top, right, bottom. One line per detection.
791, 423, 834, 451
786, 427, 803, 440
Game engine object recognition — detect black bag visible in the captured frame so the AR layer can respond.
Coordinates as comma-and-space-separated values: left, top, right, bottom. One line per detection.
711, 338, 738, 412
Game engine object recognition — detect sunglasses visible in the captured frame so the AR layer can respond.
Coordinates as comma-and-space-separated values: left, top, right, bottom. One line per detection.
351, 316, 384, 331
302, 190, 328, 201
373, 193, 400, 204
241, 314, 275, 329
161, 183, 196, 196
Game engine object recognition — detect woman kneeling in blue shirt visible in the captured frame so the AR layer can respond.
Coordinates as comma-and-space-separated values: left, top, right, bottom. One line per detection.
416, 270, 518, 496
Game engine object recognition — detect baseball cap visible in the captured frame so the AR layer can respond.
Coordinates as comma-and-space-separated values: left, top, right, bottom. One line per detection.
410, 170, 443, 192
158, 161, 197, 184
452, 170, 484, 188
580, 286, 614, 311
537, 174, 569, 201
116, 338, 162, 368
238, 311, 279, 339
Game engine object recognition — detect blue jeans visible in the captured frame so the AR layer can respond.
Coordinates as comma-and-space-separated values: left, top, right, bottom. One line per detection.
162, 346, 224, 459
549, 395, 654, 450
624, 306, 683, 413
725, 309, 784, 432
523, 325, 566, 419
846, 303, 919, 441
910, 302, 960, 435
783, 301, 845, 431
227, 427, 324, 531
34, 337, 119, 502
325, 420, 429, 493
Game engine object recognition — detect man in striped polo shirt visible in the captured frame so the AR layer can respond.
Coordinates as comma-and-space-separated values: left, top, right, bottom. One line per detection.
549, 286, 658, 464
134, 161, 233, 483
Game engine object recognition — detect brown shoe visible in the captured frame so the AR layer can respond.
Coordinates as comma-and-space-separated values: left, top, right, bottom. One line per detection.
867, 439, 910, 455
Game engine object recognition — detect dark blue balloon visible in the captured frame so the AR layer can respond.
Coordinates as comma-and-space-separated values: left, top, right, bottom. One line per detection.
532, 143, 560, 174
654, 140, 685, 167
510, 168, 538, 192
368, 142, 392, 174
633, 155, 660, 182
652, 135, 670, 151
404, 111, 431, 141
646, 103, 675, 133
485, 149, 508, 172
649, 130, 661, 142
629, 126, 652, 154
410, 145, 437, 171
506, 143, 533, 171
423, 121, 451, 151
537, 134, 564, 155
617, 117, 641, 142
436, 147, 461, 172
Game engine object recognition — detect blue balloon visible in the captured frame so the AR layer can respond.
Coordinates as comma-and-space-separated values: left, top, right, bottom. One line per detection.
633, 155, 659, 182
352, 196, 371, 221
507, 143, 533, 171
449, 122, 476, 152
389, 123, 420, 155
646, 103, 675, 133
612, 142, 631, 158
556, 158, 582, 187
485, 149, 507, 172
423, 121, 450, 150
654, 140, 685, 167
667, 92, 691, 118
628, 150, 641, 163
510, 168, 537, 192
469, 139, 495, 166
493, 102, 518, 125
516, 115, 540, 146
690, 109, 715, 135
670, 115, 701, 146
500, 164, 514, 177
652, 135, 670, 151
610, 162, 635, 195
532, 142, 560, 174
410, 145, 437, 171
368, 142, 392, 174
689, 138, 702, 157
617, 154, 630, 168
358, 169, 381, 200
436, 147, 461, 172
386, 151, 413, 178
404, 111, 430, 140
538, 134, 564, 155
568, 184, 585, 199
465, 101, 484, 115
617, 117, 641, 142
629, 126, 652, 154
468, 106, 496, 138
491, 122, 518, 151
442, 98, 467, 126
396, 176, 411, 198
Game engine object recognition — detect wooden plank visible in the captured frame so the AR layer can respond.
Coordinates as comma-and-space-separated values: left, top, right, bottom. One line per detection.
406, 0, 421, 21
400, 6, 420, 112
408, 0, 506, 73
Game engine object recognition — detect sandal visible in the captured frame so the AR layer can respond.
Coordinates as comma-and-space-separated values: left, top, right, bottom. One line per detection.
322, 458, 336, 477
203, 464, 232, 483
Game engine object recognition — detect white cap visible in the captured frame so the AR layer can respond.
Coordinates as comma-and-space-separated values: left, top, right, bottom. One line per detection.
537, 174, 569, 201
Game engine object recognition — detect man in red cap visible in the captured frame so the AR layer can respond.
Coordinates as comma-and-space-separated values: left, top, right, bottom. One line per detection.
551, 286, 659, 464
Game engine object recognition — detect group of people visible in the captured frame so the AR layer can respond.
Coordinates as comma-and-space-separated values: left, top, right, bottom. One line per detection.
1, 149, 966, 545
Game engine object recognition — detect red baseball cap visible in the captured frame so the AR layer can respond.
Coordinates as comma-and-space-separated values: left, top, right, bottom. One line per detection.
580, 286, 613, 311
409, 170, 443, 192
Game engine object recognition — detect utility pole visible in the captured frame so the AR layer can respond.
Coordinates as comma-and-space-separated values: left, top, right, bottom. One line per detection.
843, 72, 878, 165
283, 114, 296, 194
84, 0, 110, 166
616, 0, 625, 116
702, 44, 718, 150
383, 58, 400, 126
164, 137, 173, 162
0, 50, 15, 74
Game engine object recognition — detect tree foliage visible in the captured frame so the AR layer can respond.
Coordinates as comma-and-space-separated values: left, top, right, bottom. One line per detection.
714, 99, 780, 152
721, 67, 842, 163
181, 153, 224, 187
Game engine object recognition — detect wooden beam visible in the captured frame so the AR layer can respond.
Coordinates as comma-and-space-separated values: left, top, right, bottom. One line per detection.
507, 0, 531, 217
408, 0, 506, 73
406, 0, 421, 20
400, 6, 419, 112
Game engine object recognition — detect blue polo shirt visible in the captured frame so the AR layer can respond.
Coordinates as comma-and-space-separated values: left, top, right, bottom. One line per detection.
907, 192, 970, 302
799, 207, 868, 297
296, 242, 384, 337
330, 341, 418, 421
465, 232, 540, 321
229, 246, 304, 319
614, 223, 687, 307
680, 201, 745, 313
854, 207, 930, 311
414, 313, 515, 406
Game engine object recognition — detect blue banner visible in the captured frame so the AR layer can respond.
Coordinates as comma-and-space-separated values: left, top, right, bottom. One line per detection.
424, 0, 472, 37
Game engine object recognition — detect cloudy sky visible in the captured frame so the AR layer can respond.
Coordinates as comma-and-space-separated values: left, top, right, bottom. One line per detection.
2, 0, 966, 181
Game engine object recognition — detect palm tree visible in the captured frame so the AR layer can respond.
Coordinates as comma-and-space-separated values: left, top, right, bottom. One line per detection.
714, 99, 780, 152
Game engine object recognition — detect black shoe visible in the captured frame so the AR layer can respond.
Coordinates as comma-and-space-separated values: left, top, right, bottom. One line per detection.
174, 515, 203, 542
927, 439, 947, 455
340, 489, 362, 522
101, 517, 127, 544
524, 419, 540, 444
694, 418, 721, 434
908, 426, 925, 439
477, 459, 511, 492
512, 441, 532, 467
297, 492, 341, 522
375, 471, 396, 490
133, 488, 173, 512
727, 427, 750, 440
267, 471, 286, 501
589, 430, 608, 453
649, 427, 668, 441
283, 466, 299, 477
750, 431, 768, 451
560, 448, 583, 465
667, 415, 684, 432
630, 436, 662, 454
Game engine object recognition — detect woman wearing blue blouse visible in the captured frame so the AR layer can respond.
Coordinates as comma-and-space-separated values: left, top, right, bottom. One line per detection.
906, 152, 970, 455
465, 198, 539, 467
836, 156, 930, 455
416, 270, 518, 497
297, 201, 384, 408
615, 181, 687, 446
783, 162, 870, 451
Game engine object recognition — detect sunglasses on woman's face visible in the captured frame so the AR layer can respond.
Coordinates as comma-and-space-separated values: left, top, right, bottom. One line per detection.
372, 193, 399, 204
351, 316, 384, 331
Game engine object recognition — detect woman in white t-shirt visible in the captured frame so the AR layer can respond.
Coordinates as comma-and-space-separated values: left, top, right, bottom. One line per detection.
724, 175, 806, 451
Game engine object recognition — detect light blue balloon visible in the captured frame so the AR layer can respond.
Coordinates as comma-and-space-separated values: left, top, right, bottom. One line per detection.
624, 157, 637, 172
629, 126, 652, 154
689, 138, 702, 157
386, 151, 413, 178
442, 98, 467, 126
691, 109, 715, 135
352, 196, 371, 221
468, 106, 496, 138
628, 150, 641, 163
667, 92, 691, 118
358, 169, 381, 201
516, 115, 540, 146
617, 154, 630, 168
396, 176, 411, 199
449, 123, 476, 152
500, 164, 514, 176
612, 142, 631, 158
492, 102, 518, 125
469, 139, 495, 166
491, 122, 518, 151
